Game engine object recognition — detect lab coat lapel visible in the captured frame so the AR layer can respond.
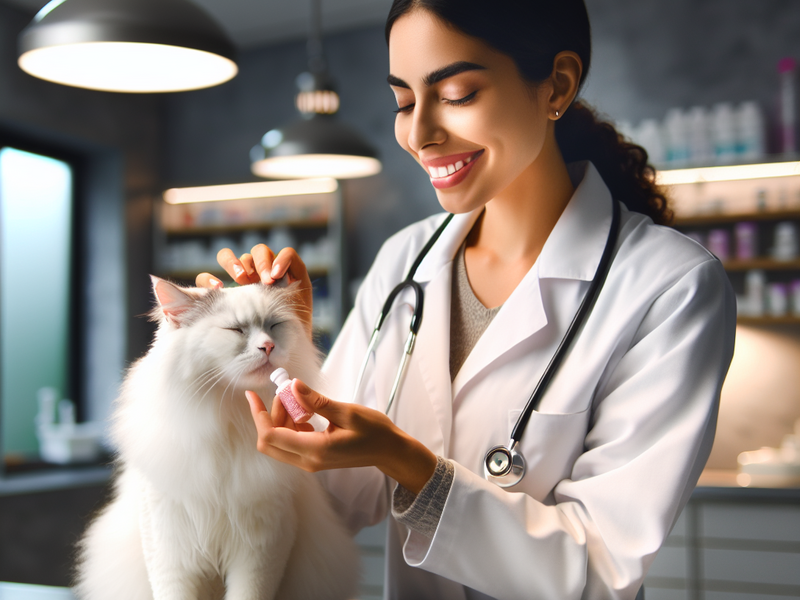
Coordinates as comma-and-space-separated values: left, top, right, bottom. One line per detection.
400, 210, 483, 453
452, 162, 614, 399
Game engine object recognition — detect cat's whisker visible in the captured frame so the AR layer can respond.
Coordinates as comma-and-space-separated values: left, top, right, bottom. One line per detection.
179, 366, 226, 407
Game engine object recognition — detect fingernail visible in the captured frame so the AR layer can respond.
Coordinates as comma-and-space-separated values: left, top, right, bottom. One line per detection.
270, 263, 281, 278
233, 264, 244, 278
245, 390, 255, 406
209, 277, 222, 289
260, 270, 271, 283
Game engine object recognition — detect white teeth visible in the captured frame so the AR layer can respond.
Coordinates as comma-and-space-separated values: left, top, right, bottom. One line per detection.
428, 156, 475, 179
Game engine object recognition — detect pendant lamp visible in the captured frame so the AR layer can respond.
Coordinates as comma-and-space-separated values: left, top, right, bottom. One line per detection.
250, 0, 381, 179
18, 0, 237, 93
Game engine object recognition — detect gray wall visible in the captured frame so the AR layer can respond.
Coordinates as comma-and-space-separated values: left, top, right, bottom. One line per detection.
162, 0, 800, 282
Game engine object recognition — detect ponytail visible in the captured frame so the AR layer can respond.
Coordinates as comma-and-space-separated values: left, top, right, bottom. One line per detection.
557, 101, 672, 225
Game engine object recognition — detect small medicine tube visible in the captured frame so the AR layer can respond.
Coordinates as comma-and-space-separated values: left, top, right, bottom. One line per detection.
270, 368, 312, 422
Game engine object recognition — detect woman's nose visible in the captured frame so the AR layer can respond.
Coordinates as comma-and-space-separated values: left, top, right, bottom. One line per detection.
407, 105, 446, 153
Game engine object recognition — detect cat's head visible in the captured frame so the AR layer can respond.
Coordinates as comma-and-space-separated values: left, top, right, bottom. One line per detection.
149, 276, 318, 390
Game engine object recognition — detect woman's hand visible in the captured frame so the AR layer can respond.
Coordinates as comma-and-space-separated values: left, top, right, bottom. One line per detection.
245, 381, 438, 495
196, 244, 314, 336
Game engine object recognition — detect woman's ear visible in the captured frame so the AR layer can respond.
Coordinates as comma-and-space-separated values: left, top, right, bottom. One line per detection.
548, 51, 583, 119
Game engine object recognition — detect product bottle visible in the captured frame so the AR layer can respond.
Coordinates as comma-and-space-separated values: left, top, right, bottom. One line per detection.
270, 367, 312, 422
712, 103, 737, 164
779, 57, 797, 154
736, 101, 766, 161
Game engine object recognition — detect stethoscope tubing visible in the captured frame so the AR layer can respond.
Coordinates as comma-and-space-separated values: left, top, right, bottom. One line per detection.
508, 197, 621, 446
351, 214, 454, 412
351, 201, 620, 488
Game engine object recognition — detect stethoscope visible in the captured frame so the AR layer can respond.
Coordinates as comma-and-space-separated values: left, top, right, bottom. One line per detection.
352, 198, 620, 488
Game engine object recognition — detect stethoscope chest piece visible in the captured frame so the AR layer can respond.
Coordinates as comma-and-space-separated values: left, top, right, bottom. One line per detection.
484, 442, 526, 488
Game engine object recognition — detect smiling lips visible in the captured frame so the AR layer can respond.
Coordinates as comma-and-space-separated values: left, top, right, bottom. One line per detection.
424, 150, 484, 189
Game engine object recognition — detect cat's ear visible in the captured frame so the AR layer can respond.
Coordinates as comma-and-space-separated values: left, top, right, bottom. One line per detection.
150, 276, 198, 328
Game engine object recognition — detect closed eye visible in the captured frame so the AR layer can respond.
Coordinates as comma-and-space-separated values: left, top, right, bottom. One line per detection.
270, 321, 285, 331
444, 91, 477, 106
393, 103, 414, 114
223, 327, 244, 334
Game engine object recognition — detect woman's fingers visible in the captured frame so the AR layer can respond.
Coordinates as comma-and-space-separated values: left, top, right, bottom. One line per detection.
291, 379, 349, 426
195, 272, 224, 289
272, 247, 310, 285
250, 244, 277, 284
239, 253, 258, 280
217, 248, 259, 285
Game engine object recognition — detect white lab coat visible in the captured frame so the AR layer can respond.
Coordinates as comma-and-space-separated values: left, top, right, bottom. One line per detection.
319, 162, 736, 600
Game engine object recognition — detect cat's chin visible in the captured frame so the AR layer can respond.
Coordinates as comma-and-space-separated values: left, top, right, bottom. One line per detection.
242, 361, 275, 385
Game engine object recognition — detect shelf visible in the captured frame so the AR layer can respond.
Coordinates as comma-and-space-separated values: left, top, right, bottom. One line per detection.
737, 315, 800, 325
657, 154, 800, 185
721, 258, 800, 271
164, 219, 328, 236
674, 209, 800, 226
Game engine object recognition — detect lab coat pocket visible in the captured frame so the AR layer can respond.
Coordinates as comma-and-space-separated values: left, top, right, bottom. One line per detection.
508, 406, 590, 501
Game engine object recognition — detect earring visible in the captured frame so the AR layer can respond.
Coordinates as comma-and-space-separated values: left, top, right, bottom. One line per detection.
555, 110, 560, 118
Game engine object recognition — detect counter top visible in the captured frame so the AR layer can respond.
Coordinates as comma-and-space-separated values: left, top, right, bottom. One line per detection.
0, 582, 73, 599
693, 469, 800, 502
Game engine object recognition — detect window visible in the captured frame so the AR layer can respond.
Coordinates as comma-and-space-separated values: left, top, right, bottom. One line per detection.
0, 146, 76, 468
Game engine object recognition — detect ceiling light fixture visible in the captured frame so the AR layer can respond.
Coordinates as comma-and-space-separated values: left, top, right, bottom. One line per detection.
250, 0, 381, 179
17, 0, 238, 93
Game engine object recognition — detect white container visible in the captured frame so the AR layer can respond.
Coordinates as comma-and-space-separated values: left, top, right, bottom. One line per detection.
772, 221, 799, 261
687, 106, 713, 164
743, 269, 766, 317
736, 101, 766, 161
38, 421, 104, 464
712, 102, 738, 164
664, 108, 690, 165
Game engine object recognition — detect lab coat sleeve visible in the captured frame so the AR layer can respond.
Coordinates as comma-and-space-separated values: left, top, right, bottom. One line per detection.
316, 221, 441, 533
399, 258, 736, 600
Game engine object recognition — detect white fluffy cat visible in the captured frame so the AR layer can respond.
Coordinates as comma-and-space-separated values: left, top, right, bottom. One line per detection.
75, 277, 359, 600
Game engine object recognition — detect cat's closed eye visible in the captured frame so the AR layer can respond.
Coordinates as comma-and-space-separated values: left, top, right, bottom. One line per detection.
224, 326, 244, 334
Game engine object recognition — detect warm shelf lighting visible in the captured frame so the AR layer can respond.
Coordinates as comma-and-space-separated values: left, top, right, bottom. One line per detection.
18, 0, 238, 93
163, 178, 338, 204
657, 161, 800, 185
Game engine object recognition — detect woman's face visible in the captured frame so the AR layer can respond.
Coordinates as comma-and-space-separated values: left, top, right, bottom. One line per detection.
388, 9, 553, 214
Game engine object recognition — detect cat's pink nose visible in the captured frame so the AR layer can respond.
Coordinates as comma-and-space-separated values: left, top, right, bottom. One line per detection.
258, 342, 275, 356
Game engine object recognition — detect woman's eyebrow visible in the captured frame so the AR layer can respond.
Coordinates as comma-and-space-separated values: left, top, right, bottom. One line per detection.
387, 61, 487, 89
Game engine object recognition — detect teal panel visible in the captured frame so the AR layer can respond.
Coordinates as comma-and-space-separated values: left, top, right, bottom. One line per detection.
0, 147, 73, 458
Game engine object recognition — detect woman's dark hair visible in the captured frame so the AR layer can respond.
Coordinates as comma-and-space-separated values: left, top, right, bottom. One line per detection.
385, 0, 672, 225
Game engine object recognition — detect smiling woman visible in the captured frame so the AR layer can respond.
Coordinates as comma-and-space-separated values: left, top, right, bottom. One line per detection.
202, 1, 737, 599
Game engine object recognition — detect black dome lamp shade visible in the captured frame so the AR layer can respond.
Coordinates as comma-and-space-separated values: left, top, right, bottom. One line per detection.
250, 0, 381, 179
18, 0, 238, 93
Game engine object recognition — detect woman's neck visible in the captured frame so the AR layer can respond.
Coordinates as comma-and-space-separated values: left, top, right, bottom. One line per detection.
463, 141, 575, 308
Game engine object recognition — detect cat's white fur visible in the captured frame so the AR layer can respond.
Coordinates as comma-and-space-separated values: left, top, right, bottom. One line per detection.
75, 278, 359, 600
